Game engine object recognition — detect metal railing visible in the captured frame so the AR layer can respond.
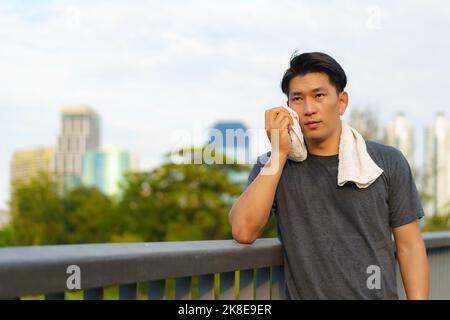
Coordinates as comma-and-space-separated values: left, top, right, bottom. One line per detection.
1, 232, 450, 300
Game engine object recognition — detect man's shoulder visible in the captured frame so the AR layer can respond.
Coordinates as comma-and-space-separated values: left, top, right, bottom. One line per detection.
365, 140, 409, 175
365, 140, 404, 161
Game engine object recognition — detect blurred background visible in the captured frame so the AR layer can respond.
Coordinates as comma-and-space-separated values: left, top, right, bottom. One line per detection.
1, 0, 450, 246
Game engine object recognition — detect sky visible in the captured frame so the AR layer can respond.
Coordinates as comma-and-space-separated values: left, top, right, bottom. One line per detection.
1, 0, 450, 209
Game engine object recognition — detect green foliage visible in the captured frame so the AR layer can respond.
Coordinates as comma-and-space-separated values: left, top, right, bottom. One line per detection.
10, 172, 66, 245
348, 107, 382, 142
0, 226, 14, 246
5, 146, 278, 246
423, 214, 450, 232
113, 147, 250, 242
422, 200, 450, 232
260, 214, 278, 238
64, 186, 115, 243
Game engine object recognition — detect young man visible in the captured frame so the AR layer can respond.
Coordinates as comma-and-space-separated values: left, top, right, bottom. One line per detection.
228, 52, 429, 299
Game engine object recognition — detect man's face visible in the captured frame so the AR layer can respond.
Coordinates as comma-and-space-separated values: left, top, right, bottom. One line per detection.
287, 72, 348, 145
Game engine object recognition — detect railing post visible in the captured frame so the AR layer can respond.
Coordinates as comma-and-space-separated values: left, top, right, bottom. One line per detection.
255, 267, 270, 300
271, 265, 285, 300
119, 283, 137, 300
84, 288, 103, 300
238, 269, 253, 300
198, 274, 215, 300
175, 276, 192, 300
219, 271, 235, 300
148, 279, 166, 300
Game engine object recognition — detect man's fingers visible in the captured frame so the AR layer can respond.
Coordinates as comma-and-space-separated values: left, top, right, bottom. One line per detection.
265, 107, 294, 142
265, 107, 290, 122
273, 113, 294, 128
279, 117, 292, 131
274, 109, 293, 123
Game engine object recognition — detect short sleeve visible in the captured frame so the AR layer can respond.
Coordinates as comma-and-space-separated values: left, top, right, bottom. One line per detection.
245, 152, 277, 215
387, 149, 425, 228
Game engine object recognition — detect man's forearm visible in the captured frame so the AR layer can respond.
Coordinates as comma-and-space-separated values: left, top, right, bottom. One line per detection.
229, 151, 287, 243
397, 243, 429, 299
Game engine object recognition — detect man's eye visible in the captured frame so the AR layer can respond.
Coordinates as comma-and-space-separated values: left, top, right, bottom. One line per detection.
316, 93, 325, 98
292, 97, 301, 101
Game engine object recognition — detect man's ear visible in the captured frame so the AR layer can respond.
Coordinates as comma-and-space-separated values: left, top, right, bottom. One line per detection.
338, 91, 349, 116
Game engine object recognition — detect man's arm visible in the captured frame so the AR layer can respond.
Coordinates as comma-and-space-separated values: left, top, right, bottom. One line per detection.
229, 151, 286, 244
392, 220, 429, 300
229, 107, 293, 244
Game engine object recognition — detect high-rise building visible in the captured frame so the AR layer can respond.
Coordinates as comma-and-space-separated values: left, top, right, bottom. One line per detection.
82, 147, 138, 196
54, 105, 100, 192
206, 121, 250, 164
383, 112, 415, 168
424, 112, 450, 217
206, 121, 251, 185
10, 147, 55, 184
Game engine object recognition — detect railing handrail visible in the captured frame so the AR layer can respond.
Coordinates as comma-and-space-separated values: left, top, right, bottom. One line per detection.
422, 232, 450, 249
0, 238, 283, 298
1, 231, 450, 299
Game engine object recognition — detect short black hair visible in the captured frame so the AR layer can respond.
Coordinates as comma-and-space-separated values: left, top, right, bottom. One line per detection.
281, 51, 347, 97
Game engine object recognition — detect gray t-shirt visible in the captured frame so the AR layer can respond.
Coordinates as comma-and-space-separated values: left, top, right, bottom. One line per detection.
246, 140, 424, 300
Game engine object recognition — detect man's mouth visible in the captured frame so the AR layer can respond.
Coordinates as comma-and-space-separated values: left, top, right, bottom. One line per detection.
305, 120, 321, 129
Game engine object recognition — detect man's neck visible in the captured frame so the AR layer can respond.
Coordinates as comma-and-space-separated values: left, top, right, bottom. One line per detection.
305, 121, 342, 156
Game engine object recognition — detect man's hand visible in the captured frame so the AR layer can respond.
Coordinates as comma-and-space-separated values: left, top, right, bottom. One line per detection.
265, 107, 294, 157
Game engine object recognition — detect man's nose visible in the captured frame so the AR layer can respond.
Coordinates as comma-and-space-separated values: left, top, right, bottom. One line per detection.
303, 99, 317, 116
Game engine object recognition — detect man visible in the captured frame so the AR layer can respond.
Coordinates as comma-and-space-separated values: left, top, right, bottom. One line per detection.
228, 52, 429, 299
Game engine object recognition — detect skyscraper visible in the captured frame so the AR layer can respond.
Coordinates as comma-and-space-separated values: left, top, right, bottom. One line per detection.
10, 147, 55, 184
82, 147, 138, 196
206, 121, 250, 164
206, 121, 251, 186
424, 112, 450, 217
54, 105, 100, 192
383, 112, 415, 168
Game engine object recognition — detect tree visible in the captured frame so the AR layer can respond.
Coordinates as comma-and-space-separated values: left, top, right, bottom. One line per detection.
0, 226, 14, 246
347, 107, 382, 142
113, 146, 253, 242
423, 213, 450, 232
6, 146, 277, 245
10, 172, 66, 245
9, 173, 116, 245
64, 186, 115, 243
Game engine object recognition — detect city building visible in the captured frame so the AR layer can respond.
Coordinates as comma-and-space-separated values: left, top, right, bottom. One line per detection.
54, 105, 100, 192
206, 121, 251, 186
383, 112, 415, 168
206, 121, 250, 164
82, 147, 138, 196
10, 147, 55, 184
424, 112, 450, 217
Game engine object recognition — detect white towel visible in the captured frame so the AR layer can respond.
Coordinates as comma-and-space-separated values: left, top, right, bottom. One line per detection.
283, 105, 383, 189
